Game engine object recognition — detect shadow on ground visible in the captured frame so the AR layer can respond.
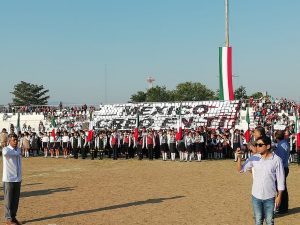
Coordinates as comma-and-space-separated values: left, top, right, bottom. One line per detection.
22, 195, 185, 224
0, 186, 75, 201
275, 207, 300, 218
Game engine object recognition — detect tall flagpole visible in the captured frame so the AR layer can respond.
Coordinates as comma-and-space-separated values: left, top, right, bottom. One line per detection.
219, 0, 234, 101
104, 64, 107, 104
225, 0, 230, 47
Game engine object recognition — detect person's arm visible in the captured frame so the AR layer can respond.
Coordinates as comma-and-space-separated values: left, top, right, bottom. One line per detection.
275, 191, 283, 209
237, 149, 253, 173
275, 159, 285, 208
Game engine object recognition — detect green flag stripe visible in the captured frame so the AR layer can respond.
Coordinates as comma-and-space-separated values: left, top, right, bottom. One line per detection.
219, 47, 224, 100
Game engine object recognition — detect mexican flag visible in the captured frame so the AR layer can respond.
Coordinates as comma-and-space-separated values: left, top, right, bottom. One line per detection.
246, 107, 250, 125
87, 121, 94, 142
134, 113, 139, 141
176, 103, 183, 141
244, 108, 251, 143
219, 47, 234, 101
51, 128, 56, 141
51, 117, 57, 128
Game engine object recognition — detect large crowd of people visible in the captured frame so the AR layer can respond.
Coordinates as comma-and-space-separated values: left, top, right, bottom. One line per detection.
0, 97, 299, 163
1, 97, 300, 225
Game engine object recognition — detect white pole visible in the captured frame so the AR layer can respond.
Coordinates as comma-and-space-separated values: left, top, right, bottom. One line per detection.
225, 0, 230, 47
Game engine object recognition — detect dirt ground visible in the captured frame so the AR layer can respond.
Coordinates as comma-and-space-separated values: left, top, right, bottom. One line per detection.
0, 157, 299, 225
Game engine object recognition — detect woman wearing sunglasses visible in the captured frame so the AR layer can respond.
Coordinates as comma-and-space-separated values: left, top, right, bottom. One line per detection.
236, 136, 285, 225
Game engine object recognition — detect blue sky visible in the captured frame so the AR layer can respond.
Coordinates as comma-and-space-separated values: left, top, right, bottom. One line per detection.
0, 0, 299, 105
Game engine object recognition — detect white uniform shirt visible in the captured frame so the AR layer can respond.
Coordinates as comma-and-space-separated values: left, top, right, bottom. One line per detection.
2, 145, 22, 182
42, 136, 49, 143
62, 136, 70, 143
49, 136, 55, 143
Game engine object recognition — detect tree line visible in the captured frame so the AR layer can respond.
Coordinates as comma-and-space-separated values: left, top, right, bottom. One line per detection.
130, 82, 264, 103
9, 81, 264, 106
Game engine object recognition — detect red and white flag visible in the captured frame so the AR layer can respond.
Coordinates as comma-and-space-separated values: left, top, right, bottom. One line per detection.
219, 47, 234, 101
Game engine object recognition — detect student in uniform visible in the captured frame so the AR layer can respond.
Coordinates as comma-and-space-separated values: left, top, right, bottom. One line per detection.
146, 130, 155, 160
211, 134, 219, 159
71, 132, 79, 159
49, 132, 55, 158
153, 130, 160, 159
160, 131, 168, 161
91, 132, 97, 160
83, 130, 92, 159
62, 131, 70, 159
128, 131, 135, 159
18, 133, 23, 152
185, 132, 194, 162
42, 132, 49, 158
122, 131, 130, 159
168, 130, 177, 161
94, 132, 100, 159
177, 135, 186, 162
194, 131, 204, 162
79, 131, 86, 159
22, 132, 31, 158
98, 132, 106, 160
110, 130, 119, 160
217, 135, 224, 159
30, 132, 39, 157
55, 132, 62, 158
136, 135, 143, 160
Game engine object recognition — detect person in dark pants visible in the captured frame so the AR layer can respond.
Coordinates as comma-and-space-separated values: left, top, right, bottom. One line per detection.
274, 130, 290, 214
71, 132, 79, 159
137, 136, 143, 160
110, 130, 119, 160
146, 131, 155, 160
79, 131, 86, 159
98, 133, 106, 160
2, 133, 22, 225
122, 132, 130, 159
153, 130, 160, 159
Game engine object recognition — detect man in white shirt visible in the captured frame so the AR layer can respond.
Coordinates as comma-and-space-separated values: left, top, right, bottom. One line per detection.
237, 136, 285, 225
2, 134, 22, 225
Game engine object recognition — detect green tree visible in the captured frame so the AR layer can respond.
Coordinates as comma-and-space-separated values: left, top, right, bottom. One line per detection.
214, 89, 220, 100
130, 91, 147, 102
173, 82, 215, 101
11, 81, 50, 106
251, 91, 264, 99
234, 86, 247, 99
146, 86, 173, 102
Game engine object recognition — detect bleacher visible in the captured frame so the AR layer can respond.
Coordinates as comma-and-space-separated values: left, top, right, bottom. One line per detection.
0, 100, 240, 131
93, 100, 240, 130
0, 113, 44, 132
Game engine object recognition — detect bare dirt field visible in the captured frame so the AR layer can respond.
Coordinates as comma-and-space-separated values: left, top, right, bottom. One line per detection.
0, 157, 299, 225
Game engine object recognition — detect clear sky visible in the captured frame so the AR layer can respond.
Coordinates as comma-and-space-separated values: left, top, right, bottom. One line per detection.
0, 0, 299, 105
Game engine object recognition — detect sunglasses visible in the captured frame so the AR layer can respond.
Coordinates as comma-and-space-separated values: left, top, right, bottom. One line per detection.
255, 143, 267, 147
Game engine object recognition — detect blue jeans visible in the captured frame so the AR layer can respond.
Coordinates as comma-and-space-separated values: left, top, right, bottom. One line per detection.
252, 195, 275, 225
